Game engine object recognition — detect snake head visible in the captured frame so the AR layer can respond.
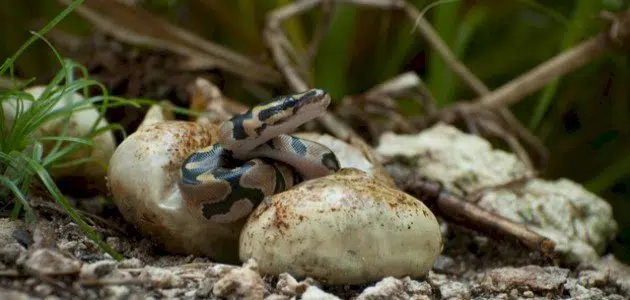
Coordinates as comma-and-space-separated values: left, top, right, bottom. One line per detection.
220, 89, 331, 158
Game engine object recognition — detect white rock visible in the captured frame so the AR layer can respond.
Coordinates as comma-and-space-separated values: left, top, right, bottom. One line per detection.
357, 277, 407, 300
212, 262, 265, 300
79, 260, 117, 280
276, 273, 311, 296
23, 249, 81, 275
240, 168, 442, 284
375, 124, 618, 264
439, 281, 470, 299
138, 266, 183, 288
301, 286, 341, 300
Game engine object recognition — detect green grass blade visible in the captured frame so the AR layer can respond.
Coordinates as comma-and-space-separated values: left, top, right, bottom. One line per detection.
50, 157, 98, 170
585, 153, 630, 194
314, 5, 356, 99
529, 0, 603, 130
0, 175, 36, 222
426, 1, 461, 106
0, 0, 85, 75
38, 136, 94, 146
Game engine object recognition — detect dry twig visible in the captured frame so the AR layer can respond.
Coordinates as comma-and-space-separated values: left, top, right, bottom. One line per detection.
404, 178, 556, 255
474, 34, 610, 109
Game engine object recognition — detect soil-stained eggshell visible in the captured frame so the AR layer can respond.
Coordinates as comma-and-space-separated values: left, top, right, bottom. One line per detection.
239, 168, 442, 284
107, 118, 244, 263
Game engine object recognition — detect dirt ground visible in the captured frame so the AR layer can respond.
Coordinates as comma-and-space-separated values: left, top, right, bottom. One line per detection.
1, 208, 629, 300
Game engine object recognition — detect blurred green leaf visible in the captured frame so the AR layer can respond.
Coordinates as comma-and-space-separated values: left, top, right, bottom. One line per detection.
426, 1, 460, 106
529, 0, 604, 131
313, 5, 356, 99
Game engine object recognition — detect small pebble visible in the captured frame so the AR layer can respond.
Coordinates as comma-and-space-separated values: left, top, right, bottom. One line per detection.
212, 263, 265, 300
356, 277, 406, 299
402, 277, 432, 296
0, 242, 26, 264
102, 286, 130, 299
301, 286, 341, 300
195, 278, 214, 298
276, 273, 310, 296
23, 249, 81, 275
439, 281, 470, 299
159, 288, 185, 298
11, 229, 33, 248
138, 267, 182, 288
118, 258, 144, 269
427, 271, 448, 286
433, 255, 456, 274
578, 270, 608, 287
79, 260, 117, 280
34, 284, 53, 296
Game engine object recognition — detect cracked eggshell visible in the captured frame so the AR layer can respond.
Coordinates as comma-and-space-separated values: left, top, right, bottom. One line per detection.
3, 86, 115, 188
107, 115, 243, 263
239, 168, 442, 285
293, 132, 395, 187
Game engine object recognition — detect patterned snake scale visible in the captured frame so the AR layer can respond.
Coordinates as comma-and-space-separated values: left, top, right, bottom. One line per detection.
179, 89, 341, 223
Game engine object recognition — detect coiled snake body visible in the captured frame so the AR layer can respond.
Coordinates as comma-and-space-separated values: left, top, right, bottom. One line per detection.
179, 89, 341, 223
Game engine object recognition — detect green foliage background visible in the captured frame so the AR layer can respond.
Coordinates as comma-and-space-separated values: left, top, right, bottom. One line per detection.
1, 0, 629, 260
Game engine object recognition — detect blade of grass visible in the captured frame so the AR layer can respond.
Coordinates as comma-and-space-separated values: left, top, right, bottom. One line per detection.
0, 176, 36, 221
50, 157, 98, 169
22, 155, 123, 260
585, 151, 630, 194
38, 136, 94, 146
313, 4, 356, 99
529, 0, 602, 131
0, 0, 85, 75
381, 0, 428, 80
426, 1, 461, 106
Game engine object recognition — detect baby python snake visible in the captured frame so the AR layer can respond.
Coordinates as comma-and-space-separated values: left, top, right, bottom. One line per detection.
179, 89, 341, 223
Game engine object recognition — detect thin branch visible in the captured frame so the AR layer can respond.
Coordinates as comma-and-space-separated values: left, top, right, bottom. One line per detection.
404, 178, 556, 256
474, 34, 610, 108
405, 2, 489, 95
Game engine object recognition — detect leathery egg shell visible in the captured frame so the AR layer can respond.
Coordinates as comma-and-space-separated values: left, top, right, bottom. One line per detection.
108, 119, 244, 263
239, 168, 443, 284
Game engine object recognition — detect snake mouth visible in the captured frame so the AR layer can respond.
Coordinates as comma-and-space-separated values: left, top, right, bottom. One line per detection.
293, 88, 330, 112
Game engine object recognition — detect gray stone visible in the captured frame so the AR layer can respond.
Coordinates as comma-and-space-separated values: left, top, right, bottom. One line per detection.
578, 270, 609, 287
0, 242, 26, 264
479, 265, 569, 292
79, 260, 117, 280
23, 248, 81, 275
439, 281, 470, 299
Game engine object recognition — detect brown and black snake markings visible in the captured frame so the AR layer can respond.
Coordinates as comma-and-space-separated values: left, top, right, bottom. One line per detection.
179, 89, 341, 223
